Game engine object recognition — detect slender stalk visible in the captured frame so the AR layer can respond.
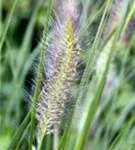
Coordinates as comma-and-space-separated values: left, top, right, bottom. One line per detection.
44, 135, 52, 150
74, 0, 130, 149
53, 129, 59, 150
75, 0, 111, 107
7, 111, 31, 149
15, 124, 30, 150
29, 0, 52, 149
80, 0, 108, 36
109, 111, 135, 150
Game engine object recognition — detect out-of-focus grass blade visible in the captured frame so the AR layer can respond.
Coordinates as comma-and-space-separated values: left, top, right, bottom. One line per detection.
44, 135, 52, 150
0, 0, 2, 37
20, 44, 40, 84
58, 116, 73, 150
7, 111, 31, 149
75, 0, 111, 107
16, 0, 45, 77
80, 0, 109, 36
6, 0, 44, 148
73, 0, 130, 149
15, 124, 30, 150
109, 32, 135, 150
109, 109, 135, 150
4, 0, 44, 130
0, 0, 19, 54
122, 0, 135, 34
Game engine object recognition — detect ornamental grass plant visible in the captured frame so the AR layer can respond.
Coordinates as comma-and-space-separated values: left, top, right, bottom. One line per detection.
0, 0, 135, 150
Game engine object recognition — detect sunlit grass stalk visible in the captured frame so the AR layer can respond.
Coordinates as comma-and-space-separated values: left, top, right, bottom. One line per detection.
0, 0, 19, 54
29, 0, 52, 150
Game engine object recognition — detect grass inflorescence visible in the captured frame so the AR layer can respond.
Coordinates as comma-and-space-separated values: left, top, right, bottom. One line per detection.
0, 0, 135, 150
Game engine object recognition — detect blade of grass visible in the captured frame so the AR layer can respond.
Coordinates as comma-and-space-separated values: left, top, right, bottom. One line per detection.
7, 13, 42, 150
7, 111, 31, 149
80, 0, 109, 36
73, 0, 130, 149
109, 109, 135, 150
4, 0, 42, 126
76, 0, 111, 107
19, 44, 40, 84
109, 30, 135, 150
122, 0, 135, 35
15, 124, 30, 150
4, 0, 44, 144
16, 0, 45, 77
0, 0, 19, 54
44, 135, 52, 150
0, 0, 2, 37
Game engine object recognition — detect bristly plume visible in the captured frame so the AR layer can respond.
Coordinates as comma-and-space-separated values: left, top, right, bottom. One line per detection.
36, 0, 79, 146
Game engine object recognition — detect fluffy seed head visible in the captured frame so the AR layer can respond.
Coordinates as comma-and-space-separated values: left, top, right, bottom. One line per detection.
36, 0, 79, 145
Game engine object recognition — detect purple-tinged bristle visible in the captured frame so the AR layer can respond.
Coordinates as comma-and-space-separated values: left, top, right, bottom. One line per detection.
102, 0, 123, 41
36, 0, 80, 146
43, 0, 79, 79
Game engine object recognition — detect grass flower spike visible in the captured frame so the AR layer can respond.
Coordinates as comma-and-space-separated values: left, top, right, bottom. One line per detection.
36, 0, 79, 147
